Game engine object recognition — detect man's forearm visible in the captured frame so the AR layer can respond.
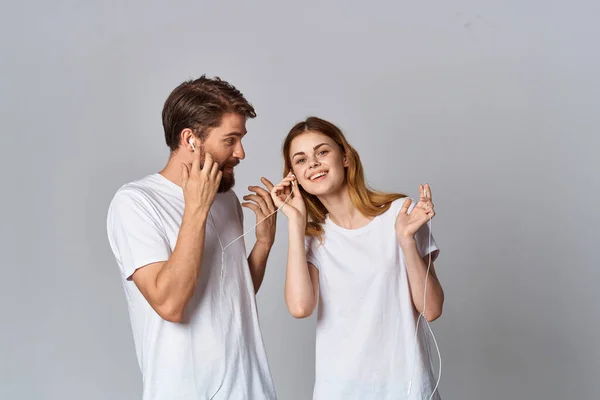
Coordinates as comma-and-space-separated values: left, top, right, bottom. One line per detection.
154, 209, 208, 319
248, 241, 272, 293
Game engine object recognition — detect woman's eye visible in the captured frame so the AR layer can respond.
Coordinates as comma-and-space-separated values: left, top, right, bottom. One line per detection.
296, 158, 306, 164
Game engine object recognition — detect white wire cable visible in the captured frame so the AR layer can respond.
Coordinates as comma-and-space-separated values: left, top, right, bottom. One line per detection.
406, 193, 442, 400
206, 184, 441, 399
209, 187, 294, 399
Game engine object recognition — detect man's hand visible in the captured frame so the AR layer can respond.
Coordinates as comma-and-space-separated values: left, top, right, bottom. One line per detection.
181, 150, 222, 216
243, 177, 277, 248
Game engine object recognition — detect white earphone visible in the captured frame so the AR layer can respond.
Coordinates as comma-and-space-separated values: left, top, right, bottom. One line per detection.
189, 137, 196, 151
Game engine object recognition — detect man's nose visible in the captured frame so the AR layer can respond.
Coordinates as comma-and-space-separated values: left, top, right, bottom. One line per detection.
234, 143, 245, 160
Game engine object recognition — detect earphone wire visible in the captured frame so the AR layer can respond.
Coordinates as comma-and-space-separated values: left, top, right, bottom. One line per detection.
406, 200, 442, 400
206, 184, 442, 399
209, 186, 294, 399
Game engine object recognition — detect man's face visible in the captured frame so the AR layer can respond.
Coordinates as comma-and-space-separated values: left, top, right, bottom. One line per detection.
198, 113, 247, 192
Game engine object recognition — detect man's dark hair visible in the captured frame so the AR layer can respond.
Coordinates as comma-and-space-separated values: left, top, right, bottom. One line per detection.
162, 75, 256, 151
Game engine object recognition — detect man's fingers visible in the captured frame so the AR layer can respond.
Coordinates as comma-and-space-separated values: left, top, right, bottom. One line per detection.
241, 202, 260, 214
254, 185, 277, 213
191, 144, 201, 172
261, 177, 274, 191
249, 186, 275, 211
210, 160, 220, 178
249, 185, 270, 197
202, 152, 213, 173
243, 193, 269, 214
181, 164, 190, 186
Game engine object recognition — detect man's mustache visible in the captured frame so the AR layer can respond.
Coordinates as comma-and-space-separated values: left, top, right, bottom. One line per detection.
200, 158, 239, 170
221, 160, 239, 170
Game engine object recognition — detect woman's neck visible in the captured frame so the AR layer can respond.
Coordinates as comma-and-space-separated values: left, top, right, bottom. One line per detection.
319, 185, 372, 230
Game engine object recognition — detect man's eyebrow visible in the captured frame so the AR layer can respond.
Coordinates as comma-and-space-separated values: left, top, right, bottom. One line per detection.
224, 131, 246, 138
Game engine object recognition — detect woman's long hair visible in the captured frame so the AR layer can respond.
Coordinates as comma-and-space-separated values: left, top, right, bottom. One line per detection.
282, 116, 406, 241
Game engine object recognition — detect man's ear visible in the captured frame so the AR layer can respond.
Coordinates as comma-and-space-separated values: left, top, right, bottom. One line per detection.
181, 129, 195, 151
182, 129, 203, 152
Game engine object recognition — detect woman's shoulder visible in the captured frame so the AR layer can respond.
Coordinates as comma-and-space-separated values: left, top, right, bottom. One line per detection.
305, 233, 324, 251
387, 196, 414, 215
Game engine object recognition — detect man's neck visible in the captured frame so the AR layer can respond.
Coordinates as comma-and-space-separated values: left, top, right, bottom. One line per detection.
159, 152, 186, 188
318, 186, 372, 230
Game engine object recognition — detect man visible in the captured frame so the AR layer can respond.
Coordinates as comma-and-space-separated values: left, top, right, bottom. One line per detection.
106, 75, 278, 399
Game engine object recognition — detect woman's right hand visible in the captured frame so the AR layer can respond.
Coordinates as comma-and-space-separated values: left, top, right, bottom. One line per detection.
270, 172, 306, 222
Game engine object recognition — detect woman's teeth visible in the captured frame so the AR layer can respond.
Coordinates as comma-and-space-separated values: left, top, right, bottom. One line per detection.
310, 172, 327, 181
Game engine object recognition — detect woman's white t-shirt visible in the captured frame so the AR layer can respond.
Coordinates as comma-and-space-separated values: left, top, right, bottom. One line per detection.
305, 197, 441, 400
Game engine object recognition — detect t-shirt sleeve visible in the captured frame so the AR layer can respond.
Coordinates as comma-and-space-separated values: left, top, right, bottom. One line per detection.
406, 198, 440, 262
305, 235, 320, 269
234, 191, 244, 228
106, 189, 171, 280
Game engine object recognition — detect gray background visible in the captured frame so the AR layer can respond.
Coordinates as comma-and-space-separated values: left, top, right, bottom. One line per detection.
1, 1, 598, 399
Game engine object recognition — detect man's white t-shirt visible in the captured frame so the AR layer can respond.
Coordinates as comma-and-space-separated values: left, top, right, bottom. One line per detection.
305, 197, 441, 400
106, 173, 277, 400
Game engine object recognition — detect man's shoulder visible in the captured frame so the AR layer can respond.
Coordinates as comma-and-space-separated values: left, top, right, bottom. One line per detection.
211, 190, 243, 226
226, 188, 241, 202
216, 189, 242, 208
108, 174, 162, 215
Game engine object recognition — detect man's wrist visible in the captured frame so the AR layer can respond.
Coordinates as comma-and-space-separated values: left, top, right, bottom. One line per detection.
254, 239, 274, 252
183, 206, 209, 225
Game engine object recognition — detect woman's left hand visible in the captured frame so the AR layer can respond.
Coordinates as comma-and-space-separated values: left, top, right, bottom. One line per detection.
395, 183, 435, 241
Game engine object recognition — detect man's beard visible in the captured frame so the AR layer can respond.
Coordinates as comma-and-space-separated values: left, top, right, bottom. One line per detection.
218, 169, 235, 193
198, 150, 238, 193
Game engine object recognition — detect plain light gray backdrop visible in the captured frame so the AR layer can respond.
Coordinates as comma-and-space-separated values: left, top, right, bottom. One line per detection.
1, 1, 598, 399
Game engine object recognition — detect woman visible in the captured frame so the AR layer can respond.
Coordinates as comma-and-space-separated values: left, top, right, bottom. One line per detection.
270, 117, 444, 400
